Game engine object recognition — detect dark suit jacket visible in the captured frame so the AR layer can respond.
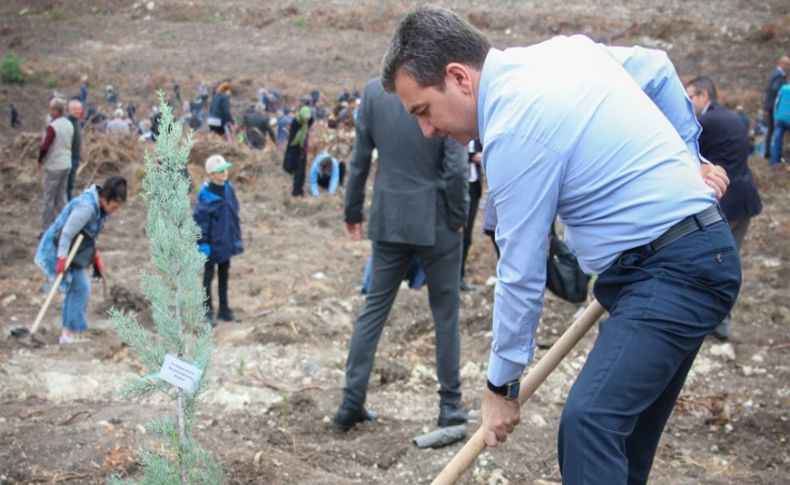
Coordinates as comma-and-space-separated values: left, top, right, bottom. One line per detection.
698, 102, 762, 222
344, 78, 468, 246
764, 67, 787, 113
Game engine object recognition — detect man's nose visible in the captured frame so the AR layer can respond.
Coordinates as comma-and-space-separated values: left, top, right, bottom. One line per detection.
417, 117, 436, 138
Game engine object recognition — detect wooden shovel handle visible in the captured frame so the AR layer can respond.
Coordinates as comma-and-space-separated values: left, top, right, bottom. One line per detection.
431, 299, 606, 485
29, 234, 85, 336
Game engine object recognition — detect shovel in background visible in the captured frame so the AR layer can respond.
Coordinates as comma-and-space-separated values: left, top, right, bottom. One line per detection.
430, 300, 606, 484
10, 234, 84, 343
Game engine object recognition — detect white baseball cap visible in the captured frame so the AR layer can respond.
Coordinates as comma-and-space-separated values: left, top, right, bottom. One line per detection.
205, 154, 232, 174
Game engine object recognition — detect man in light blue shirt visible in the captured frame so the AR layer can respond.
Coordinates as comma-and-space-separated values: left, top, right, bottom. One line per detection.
382, 6, 741, 484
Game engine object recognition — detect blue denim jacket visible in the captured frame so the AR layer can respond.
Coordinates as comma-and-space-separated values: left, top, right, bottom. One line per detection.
35, 185, 106, 287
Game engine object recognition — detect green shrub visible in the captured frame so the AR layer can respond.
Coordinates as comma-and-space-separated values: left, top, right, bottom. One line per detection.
44, 75, 59, 89
50, 8, 70, 20
1, 53, 24, 84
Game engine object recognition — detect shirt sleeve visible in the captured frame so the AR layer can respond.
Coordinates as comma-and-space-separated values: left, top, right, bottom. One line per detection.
343, 93, 374, 224
308, 155, 321, 197
485, 132, 563, 386
38, 126, 56, 164
603, 44, 702, 160
57, 205, 93, 257
328, 157, 340, 195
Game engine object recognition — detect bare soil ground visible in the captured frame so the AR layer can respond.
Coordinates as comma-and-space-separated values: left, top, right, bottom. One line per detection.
0, 1, 789, 483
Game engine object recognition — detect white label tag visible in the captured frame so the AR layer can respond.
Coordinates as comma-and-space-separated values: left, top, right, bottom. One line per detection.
159, 354, 203, 394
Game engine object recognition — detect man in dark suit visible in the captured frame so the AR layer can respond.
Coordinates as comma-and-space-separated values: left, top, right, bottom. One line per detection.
334, 77, 469, 431
687, 77, 762, 339
763, 55, 789, 159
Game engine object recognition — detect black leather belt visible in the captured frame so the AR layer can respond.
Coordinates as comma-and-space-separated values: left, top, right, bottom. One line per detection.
633, 205, 723, 254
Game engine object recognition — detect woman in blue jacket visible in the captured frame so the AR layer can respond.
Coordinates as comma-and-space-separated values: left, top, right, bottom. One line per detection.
35, 176, 127, 344
193, 154, 243, 325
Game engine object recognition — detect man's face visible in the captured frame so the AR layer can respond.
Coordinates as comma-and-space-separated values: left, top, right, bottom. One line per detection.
68, 101, 83, 118
394, 68, 477, 145
685, 86, 708, 117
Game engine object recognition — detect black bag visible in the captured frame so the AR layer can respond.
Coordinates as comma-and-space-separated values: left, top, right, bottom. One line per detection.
546, 223, 590, 303
56, 229, 96, 269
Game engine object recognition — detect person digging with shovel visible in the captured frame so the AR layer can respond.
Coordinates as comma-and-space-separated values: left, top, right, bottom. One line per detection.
383, 7, 740, 484
34, 176, 127, 344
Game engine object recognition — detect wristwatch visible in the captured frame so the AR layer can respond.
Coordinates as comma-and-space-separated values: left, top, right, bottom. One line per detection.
487, 378, 521, 401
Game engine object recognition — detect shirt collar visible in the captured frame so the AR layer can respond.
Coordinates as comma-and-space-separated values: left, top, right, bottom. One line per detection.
701, 102, 711, 115
779, 65, 787, 76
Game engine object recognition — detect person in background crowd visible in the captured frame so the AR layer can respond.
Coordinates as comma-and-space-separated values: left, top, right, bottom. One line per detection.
208, 81, 234, 142
106, 108, 131, 135
105, 85, 118, 104
771, 80, 790, 168
308, 151, 345, 197
66, 99, 83, 200
460, 139, 483, 292
241, 103, 277, 149
10, 103, 21, 128
762, 55, 789, 160
277, 108, 294, 146
686, 76, 762, 340
38, 98, 74, 233
78, 74, 89, 105
282, 106, 313, 198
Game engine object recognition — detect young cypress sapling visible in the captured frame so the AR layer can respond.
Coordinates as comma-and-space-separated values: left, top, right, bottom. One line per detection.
109, 94, 223, 484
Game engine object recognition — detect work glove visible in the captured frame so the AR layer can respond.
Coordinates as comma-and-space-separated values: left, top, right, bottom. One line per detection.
198, 243, 211, 257
93, 252, 103, 280
56, 257, 67, 275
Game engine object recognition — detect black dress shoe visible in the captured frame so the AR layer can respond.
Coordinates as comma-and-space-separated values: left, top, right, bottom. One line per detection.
333, 405, 380, 432
216, 307, 237, 322
438, 404, 470, 428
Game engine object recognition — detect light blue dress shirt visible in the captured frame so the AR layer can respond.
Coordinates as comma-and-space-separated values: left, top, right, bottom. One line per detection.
478, 35, 717, 385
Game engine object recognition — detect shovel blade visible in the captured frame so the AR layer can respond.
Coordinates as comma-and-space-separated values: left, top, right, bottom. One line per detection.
413, 425, 467, 449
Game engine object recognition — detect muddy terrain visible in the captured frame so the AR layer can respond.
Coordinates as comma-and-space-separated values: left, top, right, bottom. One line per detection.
0, 1, 788, 483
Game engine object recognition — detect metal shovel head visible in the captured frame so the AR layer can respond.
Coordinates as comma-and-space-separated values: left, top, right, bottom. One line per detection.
9, 327, 30, 338
413, 424, 467, 449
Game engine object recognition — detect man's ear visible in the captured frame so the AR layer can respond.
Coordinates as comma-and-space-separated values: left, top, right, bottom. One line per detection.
446, 63, 474, 95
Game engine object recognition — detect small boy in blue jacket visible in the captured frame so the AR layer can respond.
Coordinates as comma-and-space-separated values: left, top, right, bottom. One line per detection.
194, 154, 244, 325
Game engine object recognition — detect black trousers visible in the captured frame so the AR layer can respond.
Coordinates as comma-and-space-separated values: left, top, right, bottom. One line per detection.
203, 259, 230, 311
461, 179, 482, 278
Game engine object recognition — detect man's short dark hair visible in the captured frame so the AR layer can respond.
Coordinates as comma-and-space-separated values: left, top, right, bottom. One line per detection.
381, 6, 490, 93
687, 76, 718, 101
99, 176, 128, 203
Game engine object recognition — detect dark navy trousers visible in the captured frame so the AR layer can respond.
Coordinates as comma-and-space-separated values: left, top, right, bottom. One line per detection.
558, 220, 741, 484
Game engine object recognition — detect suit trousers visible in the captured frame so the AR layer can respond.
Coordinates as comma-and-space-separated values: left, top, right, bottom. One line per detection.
341, 227, 464, 411
41, 168, 70, 232
558, 220, 741, 484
